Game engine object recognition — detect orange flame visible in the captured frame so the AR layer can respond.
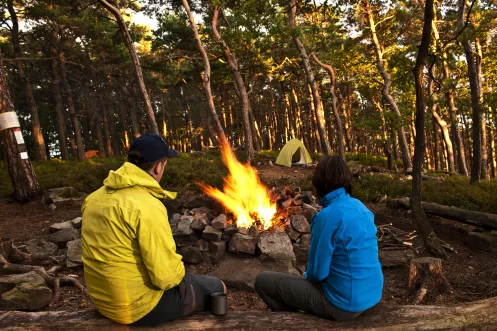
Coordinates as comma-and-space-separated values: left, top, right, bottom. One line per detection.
197, 138, 277, 230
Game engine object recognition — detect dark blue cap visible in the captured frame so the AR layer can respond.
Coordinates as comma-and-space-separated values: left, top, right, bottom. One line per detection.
128, 134, 177, 164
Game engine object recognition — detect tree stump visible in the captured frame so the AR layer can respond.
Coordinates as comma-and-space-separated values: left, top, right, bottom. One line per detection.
408, 257, 452, 305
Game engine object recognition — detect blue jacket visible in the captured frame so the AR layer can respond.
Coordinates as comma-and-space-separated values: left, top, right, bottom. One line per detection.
304, 188, 383, 312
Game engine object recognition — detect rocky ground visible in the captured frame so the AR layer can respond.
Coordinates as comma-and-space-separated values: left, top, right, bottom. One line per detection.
1, 164, 497, 313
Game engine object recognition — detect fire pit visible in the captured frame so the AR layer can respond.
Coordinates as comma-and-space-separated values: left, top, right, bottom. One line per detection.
172, 139, 321, 270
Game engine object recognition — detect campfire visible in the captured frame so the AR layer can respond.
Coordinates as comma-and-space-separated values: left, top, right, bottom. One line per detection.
197, 138, 278, 231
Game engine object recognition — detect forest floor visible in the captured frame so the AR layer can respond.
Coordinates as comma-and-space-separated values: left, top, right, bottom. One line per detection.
1, 163, 497, 313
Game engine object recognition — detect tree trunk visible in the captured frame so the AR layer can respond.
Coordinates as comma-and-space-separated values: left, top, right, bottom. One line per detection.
408, 257, 452, 305
310, 53, 346, 159
475, 38, 488, 180
89, 99, 105, 157
390, 197, 497, 230
212, 7, 255, 160
181, 0, 227, 146
48, 54, 69, 161
59, 55, 85, 160
0, 55, 41, 201
288, 0, 332, 155
6, 0, 47, 162
411, 0, 446, 259
363, 0, 412, 172
489, 108, 496, 178
458, 0, 482, 184
98, 0, 158, 135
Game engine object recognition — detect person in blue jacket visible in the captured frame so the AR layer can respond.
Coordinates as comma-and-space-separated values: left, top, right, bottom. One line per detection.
254, 155, 383, 321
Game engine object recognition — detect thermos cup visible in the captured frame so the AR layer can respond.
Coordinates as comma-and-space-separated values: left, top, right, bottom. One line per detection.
211, 292, 227, 316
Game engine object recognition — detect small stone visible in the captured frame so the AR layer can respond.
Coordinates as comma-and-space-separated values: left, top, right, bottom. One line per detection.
209, 241, 226, 255
300, 234, 311, 249
237, 227, 249, 235
25, 239, 58, 258
179, 246, 203, 264
224, 224, 238, 235
287, 228, 301, 241
66, 238, 82, 268
173, 233, 197, 247
211, 214, 227, 230
249, 225, 259, 237
0, 271, 52, 310
203, 226, 223, 242
228, 233, 258, 255
49, 221, 73, 233
290, 215, 310, 233
176, 216, 194, 235
48, 228, 79, 248
302, 204, 318, 223
191, 217, 208, 232
293, 244, 309, 263
287, 206, 303, 216
70, 217, 83, 229
198, 239, 209, 252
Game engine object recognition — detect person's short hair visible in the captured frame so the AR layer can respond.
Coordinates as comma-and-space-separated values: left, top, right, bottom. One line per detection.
128, 151, 167, 172
312, 155, 352, 198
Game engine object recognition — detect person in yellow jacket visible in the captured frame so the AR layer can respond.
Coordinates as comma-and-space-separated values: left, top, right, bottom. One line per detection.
82, 134, 226, 325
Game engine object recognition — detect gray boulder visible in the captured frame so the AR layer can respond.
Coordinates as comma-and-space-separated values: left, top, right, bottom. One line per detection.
257, 232, 296, 268
211, 214, 227, 230
66, 238, 82, 268
0, 272, 52, 311
203, 241, 226, 264
179, 246, 203, 264
203, 226, 223, 242
228, 233, 258, 255
25, 239, 58, 258
48, 228, 79, 248
290, 215, 310, 233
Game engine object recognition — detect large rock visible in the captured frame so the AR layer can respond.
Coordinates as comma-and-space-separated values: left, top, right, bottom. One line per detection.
211, 214, 227, 230
290, 215, 310, 233
48, 228, 79, 248
197, 239, 209, 252
0, 272, 52, 311
46, 187, 83, 202
257, 232, 296, 269
203, 226, 223, 242
49, 221, 73, 233
179, 246, 203, 264
66, 239, 82, 268
176, 216, 194, 235
466, 232, 497, 252
203, 241, 226, 265
25, 239, 58, 258
293, 244, 309, 264
224, 224, 238, 235
209, 241, 226, 255
173, 233, 197, 247
228, 234, 258, 255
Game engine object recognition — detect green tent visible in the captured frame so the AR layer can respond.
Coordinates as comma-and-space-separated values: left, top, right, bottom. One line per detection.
275, 139, 313, 167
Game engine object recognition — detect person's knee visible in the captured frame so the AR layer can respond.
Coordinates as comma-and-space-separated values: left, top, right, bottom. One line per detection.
254, 271, 272, 292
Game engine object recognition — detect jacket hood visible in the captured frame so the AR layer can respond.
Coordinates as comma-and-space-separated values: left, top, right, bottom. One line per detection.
104, 162, 177, 200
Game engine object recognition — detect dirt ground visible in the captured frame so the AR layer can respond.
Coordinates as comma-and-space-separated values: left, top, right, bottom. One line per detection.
1, 164, 496, 313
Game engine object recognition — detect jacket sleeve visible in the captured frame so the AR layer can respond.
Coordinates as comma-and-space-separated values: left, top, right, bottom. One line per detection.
304, 211, 337, 283
136, 207, 185, 290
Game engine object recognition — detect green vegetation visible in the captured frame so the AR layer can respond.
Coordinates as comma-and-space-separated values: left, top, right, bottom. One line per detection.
2, 155, 496, 215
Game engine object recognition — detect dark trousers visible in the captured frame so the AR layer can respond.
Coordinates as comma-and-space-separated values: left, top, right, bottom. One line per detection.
254, 271, 363, 321
133, 273, 224, 326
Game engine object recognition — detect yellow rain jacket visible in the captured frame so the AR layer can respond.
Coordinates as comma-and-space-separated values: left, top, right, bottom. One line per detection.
81, 162, 185, 324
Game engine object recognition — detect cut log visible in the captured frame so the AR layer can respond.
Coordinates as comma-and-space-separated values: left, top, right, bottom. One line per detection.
389, 197, 497, 230
408, 257, 452, 305
2, 297, 497, 330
